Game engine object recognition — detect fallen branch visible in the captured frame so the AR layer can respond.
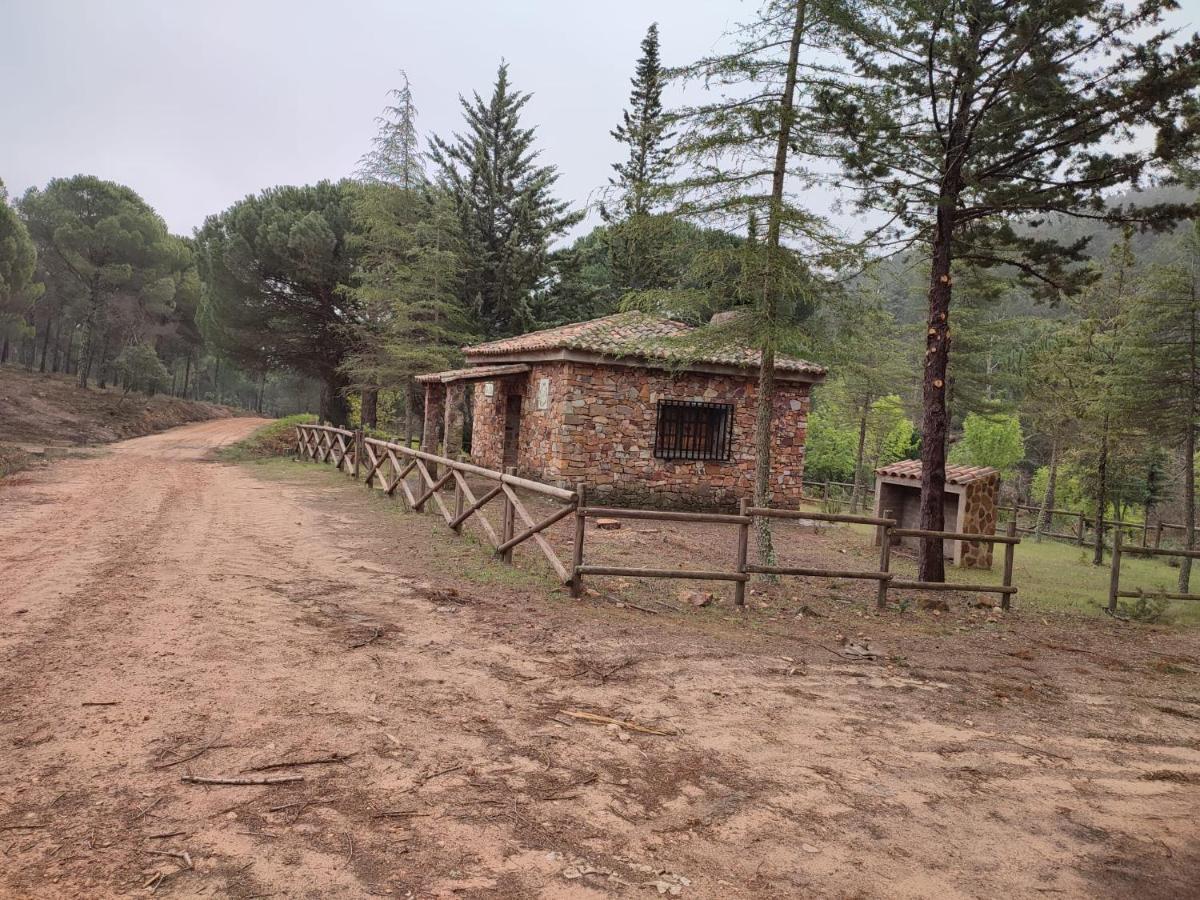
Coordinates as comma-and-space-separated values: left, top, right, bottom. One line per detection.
370, 810, 430, 819
81, 701, 120, 707
559, 710, 675, 736
152, 734, 230, 769
0, 823, 45, 831
348, 627, 383, 650
243, 751, 355, 773
181, 774, 303, 787
406, 764, 462, 790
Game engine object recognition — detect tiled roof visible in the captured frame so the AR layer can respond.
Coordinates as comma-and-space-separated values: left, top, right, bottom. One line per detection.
463, 311, 826, 377
876, 460, 999, 485
414, 363, 531, 384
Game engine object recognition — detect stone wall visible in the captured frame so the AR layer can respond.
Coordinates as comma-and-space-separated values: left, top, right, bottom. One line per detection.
468, 360, 812, 510
959, 474, 1001, 568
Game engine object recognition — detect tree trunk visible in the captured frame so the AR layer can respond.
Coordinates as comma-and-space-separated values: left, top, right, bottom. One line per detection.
918, 212, 955, 582
38, 318, 53, 373
320, 370, 351, 427
78, 277, 104, 388
0, 337, 8, 364
1035, 439, 1059, 543
361, 388, 379, 430
850, 399, 869, 513
257, 371, 267, 414
213, 357, 222, 404
1180, 426, 1196, 592
1092, 414, 1110, 566
404, 379, 416, 447
752, 0, 807, 566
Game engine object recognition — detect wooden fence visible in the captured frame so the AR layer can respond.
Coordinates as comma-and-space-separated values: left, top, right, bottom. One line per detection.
1107, 529, 1200, 611
1004, 502, 1195, 551
295, 424, 1021, 611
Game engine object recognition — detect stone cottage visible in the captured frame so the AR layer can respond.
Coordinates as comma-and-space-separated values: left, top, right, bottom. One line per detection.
414, 311, 826, 508
873, 460, 1001, 568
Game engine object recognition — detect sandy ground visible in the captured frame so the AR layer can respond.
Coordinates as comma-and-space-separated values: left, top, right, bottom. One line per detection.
2, 418, 1199, 899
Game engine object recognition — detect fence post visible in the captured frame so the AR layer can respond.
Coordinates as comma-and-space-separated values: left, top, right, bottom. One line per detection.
1001, 519, 1017, 611
500, 466, 516, 564
353, 429, 362, 479
876, 509, 893, 610
452, 472, 464, 532
734, 498, 750, 607
1155, 520, 1164, 549
1107, 526, 1123, 613
1077, 514, 1086, 546
570, 483, 587, 598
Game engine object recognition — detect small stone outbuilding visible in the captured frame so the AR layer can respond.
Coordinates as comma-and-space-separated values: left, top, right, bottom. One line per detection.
415, 311, 826, 508
874, 461, 1001, 568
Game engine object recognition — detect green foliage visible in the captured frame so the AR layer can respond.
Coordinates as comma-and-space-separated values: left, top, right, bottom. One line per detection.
113, 341, 170, 395
949, 412, 1025, 474
357, 71, 426, 189
19, 175, 189, 386
429, 63, 582, 336
0, 179, 40, 345
804, 397, 857, 483
219, 413, 317, 461
196, 180, 360, 424
603, 23, 677, 296
340, 181, 471, 403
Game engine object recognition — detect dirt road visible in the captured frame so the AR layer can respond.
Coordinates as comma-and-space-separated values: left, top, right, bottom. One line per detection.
2, 419, 1198, 899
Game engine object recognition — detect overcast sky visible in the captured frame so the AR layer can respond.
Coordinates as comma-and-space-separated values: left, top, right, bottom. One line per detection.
3, 1, 1196, 243
1, 0, 749, 238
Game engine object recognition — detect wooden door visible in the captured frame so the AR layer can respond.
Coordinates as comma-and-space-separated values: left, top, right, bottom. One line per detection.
503, 393, 522, 468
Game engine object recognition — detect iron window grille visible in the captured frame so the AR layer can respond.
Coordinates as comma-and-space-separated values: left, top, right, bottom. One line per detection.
653, 400, 734, 461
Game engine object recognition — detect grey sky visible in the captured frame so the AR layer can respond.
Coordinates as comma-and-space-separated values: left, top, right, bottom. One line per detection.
4, 1, 1195, 243
1, 0, 745, 237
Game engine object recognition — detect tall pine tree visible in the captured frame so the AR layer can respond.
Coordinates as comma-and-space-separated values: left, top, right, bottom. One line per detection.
821, 0, 1200, 581
604, 23, 675, 294
429, 63, 581, 337
357, 71, 426, 190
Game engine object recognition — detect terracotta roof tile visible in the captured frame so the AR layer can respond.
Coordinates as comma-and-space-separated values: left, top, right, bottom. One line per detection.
414, 363, 531, 384
875, 460, 1000, 485
463, 311, 825, 377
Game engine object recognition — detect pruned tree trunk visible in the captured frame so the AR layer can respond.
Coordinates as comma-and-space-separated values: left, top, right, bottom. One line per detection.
1180, 425, 1195, 592
850, 400, 869, 513
919, 211, 955, 582
182, 352, 191, 399
1035, 438, 1059, 543
404, 378, 416, 447
1092, 414, 1110, 566
320, 370, 351, 427
78, 277, 103, 388
361, 388, 379, 430
752, 0, 807, 567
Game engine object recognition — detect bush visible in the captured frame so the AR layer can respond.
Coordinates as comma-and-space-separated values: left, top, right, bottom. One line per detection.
113, 342, 170, 395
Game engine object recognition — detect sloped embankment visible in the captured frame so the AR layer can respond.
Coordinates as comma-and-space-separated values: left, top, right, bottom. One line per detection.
0, 364, 247, 474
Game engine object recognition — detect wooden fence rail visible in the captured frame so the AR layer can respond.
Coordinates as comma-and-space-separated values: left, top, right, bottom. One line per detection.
1107, 528, 1200, 611
294, 424, 1022, 613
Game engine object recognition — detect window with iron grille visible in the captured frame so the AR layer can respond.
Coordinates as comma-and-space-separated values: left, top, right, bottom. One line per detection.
653, 400, 734, 461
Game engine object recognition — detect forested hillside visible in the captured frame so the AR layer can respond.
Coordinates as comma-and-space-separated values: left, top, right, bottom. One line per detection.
3, 0, 1199, 586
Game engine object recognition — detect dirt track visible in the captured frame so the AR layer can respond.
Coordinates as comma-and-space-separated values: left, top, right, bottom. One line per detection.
2, 419, 1199, 899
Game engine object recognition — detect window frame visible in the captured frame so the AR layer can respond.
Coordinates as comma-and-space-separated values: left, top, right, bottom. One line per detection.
653, 399, 735, 462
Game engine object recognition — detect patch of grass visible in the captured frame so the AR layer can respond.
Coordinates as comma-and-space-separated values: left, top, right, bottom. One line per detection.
0, 445, 39, 479
217, 414, 316, 462
815, 505, 1200, 627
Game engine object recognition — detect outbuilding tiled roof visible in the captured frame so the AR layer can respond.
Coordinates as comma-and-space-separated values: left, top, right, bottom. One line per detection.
414, 363, 531, 384
463, 311, 826, 377
876, 460, 999, 485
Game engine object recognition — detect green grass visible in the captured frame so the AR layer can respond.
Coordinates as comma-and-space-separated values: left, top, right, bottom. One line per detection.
217, 414, 316, 462
822, 510, 1200, 626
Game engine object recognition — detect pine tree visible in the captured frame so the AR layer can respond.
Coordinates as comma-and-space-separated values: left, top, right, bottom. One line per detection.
341, 183, 471, 432
429, 63, 581, 337
0, 178, 40, 359
604, 24, 676, 295
821, 0, 1200, 581
1127, 221, 1200, 590
357, 71, 426, 190
655, 0, 840, 564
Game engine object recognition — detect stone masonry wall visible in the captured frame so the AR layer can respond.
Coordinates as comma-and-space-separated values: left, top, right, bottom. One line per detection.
467, 361, 811, 510
959, 474, 1001, 568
